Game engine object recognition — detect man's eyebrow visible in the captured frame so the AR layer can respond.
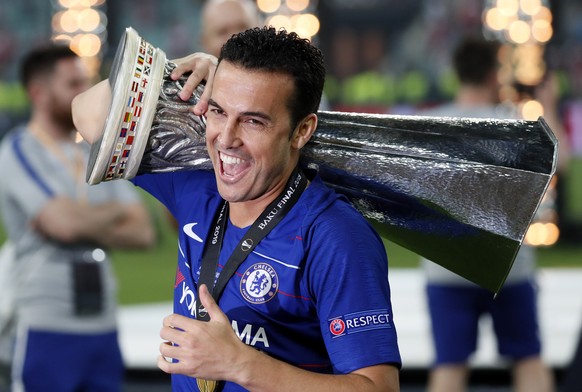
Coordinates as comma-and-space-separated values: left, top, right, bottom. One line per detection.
208, 98, 272, 122
208, 98, 222, 109
242, 111, 272, 121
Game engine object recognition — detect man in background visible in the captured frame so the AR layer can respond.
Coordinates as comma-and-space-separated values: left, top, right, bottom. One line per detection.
0, 44, 155, 391
200, 0, 262, 58
418, 37, 555, 392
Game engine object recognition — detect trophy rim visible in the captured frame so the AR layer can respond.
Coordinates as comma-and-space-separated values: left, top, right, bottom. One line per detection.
86, 27, 166, 184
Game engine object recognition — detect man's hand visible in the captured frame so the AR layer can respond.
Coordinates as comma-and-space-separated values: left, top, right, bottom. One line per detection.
170, 53, 218, 115
158, 284, 251, 382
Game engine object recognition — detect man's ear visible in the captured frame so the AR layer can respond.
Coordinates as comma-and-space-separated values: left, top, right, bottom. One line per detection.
27, 79, 45, 105
291, 113, 318, 150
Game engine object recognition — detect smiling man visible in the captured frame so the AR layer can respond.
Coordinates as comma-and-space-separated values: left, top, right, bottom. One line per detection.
74, 26, 401, 392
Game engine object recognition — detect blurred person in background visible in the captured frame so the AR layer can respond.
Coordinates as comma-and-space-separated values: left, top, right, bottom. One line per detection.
417, 36, 555, 392
561, 325, 582, 391
195, 0, 329, 110
0, 43, 155, 392
200, 0, 263, 58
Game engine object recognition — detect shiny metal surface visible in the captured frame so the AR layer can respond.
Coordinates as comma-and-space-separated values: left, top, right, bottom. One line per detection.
133, 75, 557, 292
87, 28, 557, 293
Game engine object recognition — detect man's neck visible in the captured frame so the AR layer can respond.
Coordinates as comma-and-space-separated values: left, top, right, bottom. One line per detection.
228, 187, 284, 229
227, 166, 307, 228
454, 85, 498, 107
28, 114, 75, 142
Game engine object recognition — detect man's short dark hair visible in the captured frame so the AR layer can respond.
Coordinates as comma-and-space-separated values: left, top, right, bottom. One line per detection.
219, 26, 326, 129
20, 43, 78, 89
453, 37, 500, 86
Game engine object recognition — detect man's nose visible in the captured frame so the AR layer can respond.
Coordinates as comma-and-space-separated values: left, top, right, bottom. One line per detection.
218, 120, 241, 147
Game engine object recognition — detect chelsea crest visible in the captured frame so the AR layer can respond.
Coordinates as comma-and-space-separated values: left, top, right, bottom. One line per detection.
240, 263, 278, 304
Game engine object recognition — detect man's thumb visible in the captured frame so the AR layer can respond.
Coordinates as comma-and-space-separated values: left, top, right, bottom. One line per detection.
198, 284, 225, 322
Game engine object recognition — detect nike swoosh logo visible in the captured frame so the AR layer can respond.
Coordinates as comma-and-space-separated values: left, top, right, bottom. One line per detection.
183, 223, 203, 243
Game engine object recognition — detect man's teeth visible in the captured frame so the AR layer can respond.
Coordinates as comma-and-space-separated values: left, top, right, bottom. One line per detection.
220, 153, 243, 165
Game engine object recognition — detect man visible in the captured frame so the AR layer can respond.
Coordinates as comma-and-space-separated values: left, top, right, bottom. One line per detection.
201, 0, 262, 58
0, 44, 155, 391
73, 27, 401, 391
418, 37, 554, 392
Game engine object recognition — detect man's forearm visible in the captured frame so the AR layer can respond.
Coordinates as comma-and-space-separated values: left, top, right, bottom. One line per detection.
231, 347, 399, 392
34, 197, 154, 249
91, 203, 155, 249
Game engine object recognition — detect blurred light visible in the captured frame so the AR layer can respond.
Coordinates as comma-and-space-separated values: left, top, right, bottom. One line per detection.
52, 11, 66, 33
520, 0, 542, 15
58, 0, 76, 7
532, 19, 553, 42
515, 62, 546, 85
511, 44, 546, 85
52, 0, 106, 79
78, 8, 101, 31
60, 9, 80, 33
286, 0, 309, 12
92, 248, 106, 262
524, 222, 560, 246
497, 0, 519, 16
294, 13, 320, 38
484, 0, 553, 45
507, 20, 531, 43
268, 14, 291, 31
58, 0, 98, 6
257, 0, 281, 13
521, 99, 544, 119
70, 33, 101, 57
523, 173, 559, 246
514, 43, 543, 58
534, 6, 552, 23
484, 8, 509, 31
52, 34, 73, 44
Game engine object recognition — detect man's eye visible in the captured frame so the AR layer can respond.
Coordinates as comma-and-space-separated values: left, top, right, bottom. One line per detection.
208, 108, 224, 116
246, 118, 263, 126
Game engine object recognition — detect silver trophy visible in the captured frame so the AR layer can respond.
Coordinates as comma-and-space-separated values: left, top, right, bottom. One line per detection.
86, 27, 557, 293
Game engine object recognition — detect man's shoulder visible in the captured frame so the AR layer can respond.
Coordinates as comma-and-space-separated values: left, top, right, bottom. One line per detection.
0, 126, 30, 171
302, 175, 379, 237
418, 102, 519, 119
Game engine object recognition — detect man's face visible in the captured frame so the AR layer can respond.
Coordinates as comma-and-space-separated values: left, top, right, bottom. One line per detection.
45, 57, 91, 129
205, 61, 299, 205
202, 1, 258, 57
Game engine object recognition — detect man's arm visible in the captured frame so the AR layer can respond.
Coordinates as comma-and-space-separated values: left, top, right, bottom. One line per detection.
72, 53, 217, 144
158, 285, 400, 392
32, 196, 155, 249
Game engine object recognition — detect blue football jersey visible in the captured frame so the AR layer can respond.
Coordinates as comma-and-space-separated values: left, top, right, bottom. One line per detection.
133, 170, 401, 391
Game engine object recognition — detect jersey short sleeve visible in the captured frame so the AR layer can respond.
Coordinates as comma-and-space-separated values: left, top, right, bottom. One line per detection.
305, 198, 401, 372
0, 131, 53, 224
132, 170, 217, 216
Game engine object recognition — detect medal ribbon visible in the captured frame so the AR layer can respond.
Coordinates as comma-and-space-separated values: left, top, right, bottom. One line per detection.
194, 167, 307, 392
197, 166, 307, 321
